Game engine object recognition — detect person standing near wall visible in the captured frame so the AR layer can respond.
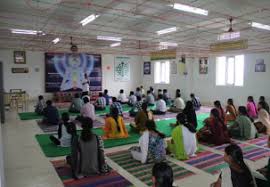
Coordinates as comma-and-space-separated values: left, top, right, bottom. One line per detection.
82, 73, 90, 97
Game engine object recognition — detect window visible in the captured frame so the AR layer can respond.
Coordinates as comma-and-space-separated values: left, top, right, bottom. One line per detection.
216, 55, 244, 86
154, 61, 170, 84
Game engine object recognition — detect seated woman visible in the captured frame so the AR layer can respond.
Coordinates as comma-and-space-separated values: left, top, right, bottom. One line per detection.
167, 113, 197, 160
35, 95, 45, 115
259, 96, 270, 114
50, 112, 74, 147
152, 162, 174, 187
229, 106, 257, 140
254, 102, 270, 135
130, 120, 166, 164
69, 93, 83, 113
130, 102, 153, 132
247, 96, 258, 119
152, 94, 167, 115
214, 100, 226, 124
103, 107, 128, 139
43, 100, 60, 125
67, 117, 109, 179
257, 136, 270, 186
225, 98, 238, 122
183, 101, 198, 129
211, 144, 257, 187
197, 108, 230, 146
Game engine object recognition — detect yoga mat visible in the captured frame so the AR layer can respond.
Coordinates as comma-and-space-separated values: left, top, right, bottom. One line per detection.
184, 151, 228, 174
36, 120, 58, 133
18, 110, 79, 120
213, 142, 270, 161
35, 119, 175, 157
245, 136, 269, 148
107, 150, 194, 186
52, 159, 132, 187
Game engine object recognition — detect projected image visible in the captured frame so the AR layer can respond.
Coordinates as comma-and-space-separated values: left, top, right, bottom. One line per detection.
45, 53, 102, 92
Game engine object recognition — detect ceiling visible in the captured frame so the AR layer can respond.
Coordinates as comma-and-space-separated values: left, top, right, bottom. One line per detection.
0, 0, 270, 56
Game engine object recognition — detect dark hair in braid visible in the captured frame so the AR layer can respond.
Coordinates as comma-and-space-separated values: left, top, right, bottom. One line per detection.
214, 100, 225, 121
152, 162, 173, 187
146, 120, 165, 139
111, 107, 121, 132
176, 113, 196, 133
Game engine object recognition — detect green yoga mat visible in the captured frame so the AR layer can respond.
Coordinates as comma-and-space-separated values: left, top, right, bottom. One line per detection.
18, 104, 133, 120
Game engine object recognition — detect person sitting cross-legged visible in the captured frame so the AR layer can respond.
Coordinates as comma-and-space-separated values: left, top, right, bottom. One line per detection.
94, 92, 106, 110
151, 94, 167, 115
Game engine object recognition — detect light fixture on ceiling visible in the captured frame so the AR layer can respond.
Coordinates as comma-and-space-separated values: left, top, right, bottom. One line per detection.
218, 18, 240, 41
170, 3, 208, 16
80, 14, 99, 26
110, 42, 121, 47
11, 29, 45, 35
52, 37, 60, 44
160, 42, 178, 47
251, 22, 270, 31
157, 27, 177, 35
97, 36, 122, 42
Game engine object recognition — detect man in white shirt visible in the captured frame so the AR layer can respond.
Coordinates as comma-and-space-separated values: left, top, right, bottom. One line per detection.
118, 89, 128, 104
80, 97, 96, 121
128, 91, 137, 106
82, 73, 90, 96
152, 94, 167, 115
146, 90, 155, 106
169, 93, 185, 113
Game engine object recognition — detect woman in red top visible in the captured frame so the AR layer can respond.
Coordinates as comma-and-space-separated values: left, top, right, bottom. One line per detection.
214, 100, 227, 124
198, 108, 231, 146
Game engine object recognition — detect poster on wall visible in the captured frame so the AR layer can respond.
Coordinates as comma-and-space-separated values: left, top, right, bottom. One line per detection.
45, 53, 102, 93
178, 55, 187, 75
199, 57, 208, 74
255, 59, 266, 72
143, 61, 151, 75
171, 60, 177, 74
14, 51, 26, 64
114, 56, 130, 81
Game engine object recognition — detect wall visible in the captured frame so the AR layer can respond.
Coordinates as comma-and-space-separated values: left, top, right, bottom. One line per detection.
141, 56, 194, 101
0, 50, 143, 99
191, 52, 270, 106
0, 124, 5, 187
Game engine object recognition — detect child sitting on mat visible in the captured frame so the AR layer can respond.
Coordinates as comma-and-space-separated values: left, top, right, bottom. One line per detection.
35, 95, 46, 115
42, 100, 59, 125
103, 107, 128, 139
50, 112, 74, 147
67, 117, 109, 178
69, 93, 83, 113
130, 120, 166, 164
152, 162, 174, 187
94, 92, 106, 110
151, 94, 167, 115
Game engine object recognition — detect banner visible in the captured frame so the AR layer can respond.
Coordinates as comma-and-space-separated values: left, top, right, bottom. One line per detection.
45, 53, 102, 92
150, 49, 176, 61
114, 56, 130, 81
210, 40, 248, 52
144, 61, 151, 75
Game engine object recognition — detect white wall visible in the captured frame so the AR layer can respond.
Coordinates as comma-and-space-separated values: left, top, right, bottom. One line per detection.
191, 52, 270, 106
0, 50, 143, 99
0, 124, 5, 187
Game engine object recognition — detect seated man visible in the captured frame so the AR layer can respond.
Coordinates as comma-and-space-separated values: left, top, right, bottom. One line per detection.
128, 91, 137, 106
77, 97, 96, 121
94, 92, 106, 110
146, 90, 155, 106
43, 100, 60, 125
190, 93, 201, 111
129, 96, 143, 117
35, 95, 46, 115
152, 94, 167, 115
69, 93, 83, 113
103, 89, 110, 106
169, 93, 185, 113
117, 89, 128, 104
163, 89, 171, 105
110, 97, 123, 116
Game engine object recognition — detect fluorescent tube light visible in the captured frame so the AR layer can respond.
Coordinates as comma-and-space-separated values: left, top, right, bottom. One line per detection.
80, 14, 99, 26
251, 22, 270, 31
218, 31, 240, 41
171, 3, 208, 16
52, 37, 60, 44
157, 27, 177, 35
110, 42, 121, 47
97, 36, 122, 42
160, 42, 178, 47
11, 29, 44, 35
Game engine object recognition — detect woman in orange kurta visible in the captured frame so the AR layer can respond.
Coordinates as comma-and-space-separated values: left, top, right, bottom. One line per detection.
103, 107, 128, 139
225, 99, 238, 121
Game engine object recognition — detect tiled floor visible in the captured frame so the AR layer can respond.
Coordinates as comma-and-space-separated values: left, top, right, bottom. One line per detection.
2, 105, 268, 187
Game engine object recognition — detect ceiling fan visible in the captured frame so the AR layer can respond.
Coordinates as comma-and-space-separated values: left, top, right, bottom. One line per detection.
70, 37, 78, 52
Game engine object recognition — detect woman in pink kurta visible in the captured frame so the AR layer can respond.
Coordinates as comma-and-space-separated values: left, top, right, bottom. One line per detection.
246, 96, 257, 119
